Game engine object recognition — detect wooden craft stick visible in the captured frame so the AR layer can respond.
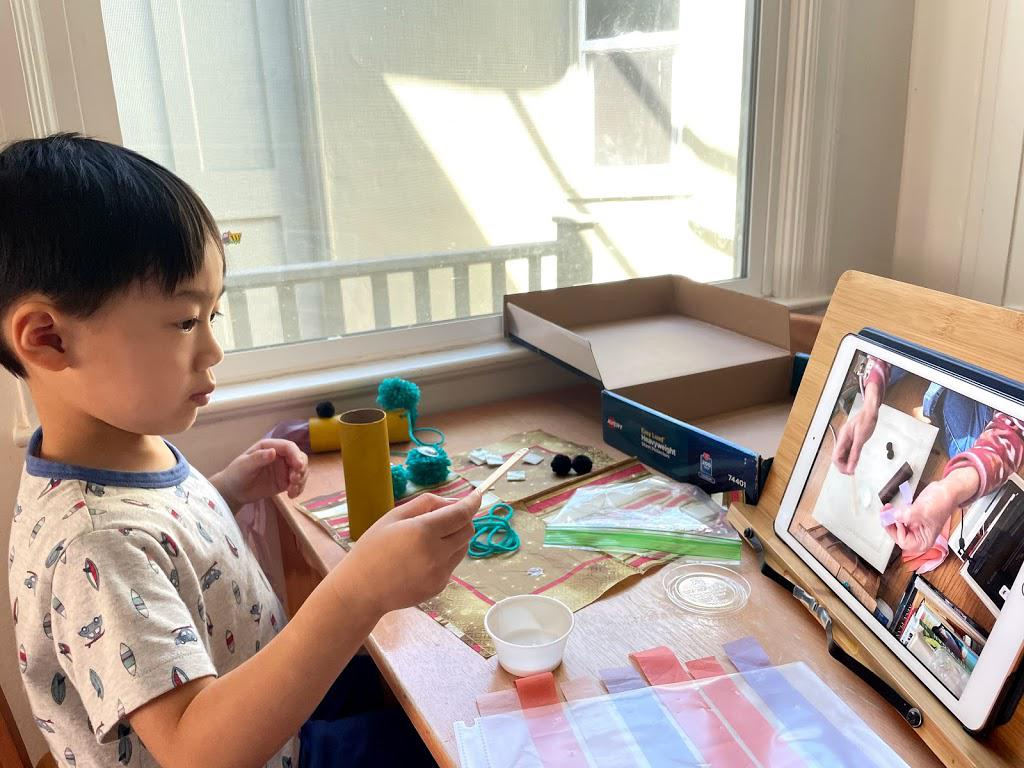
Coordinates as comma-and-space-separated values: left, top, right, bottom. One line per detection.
475, 448, 530, 495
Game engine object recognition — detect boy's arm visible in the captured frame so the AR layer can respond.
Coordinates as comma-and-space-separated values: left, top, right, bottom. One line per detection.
130, 490, 479, 768
130, 555, 378, 768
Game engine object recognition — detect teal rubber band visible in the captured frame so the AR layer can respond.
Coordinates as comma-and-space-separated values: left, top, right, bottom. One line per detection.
412, 426, 446, 448
408, 410, 445, 449
468, 502, 520, 559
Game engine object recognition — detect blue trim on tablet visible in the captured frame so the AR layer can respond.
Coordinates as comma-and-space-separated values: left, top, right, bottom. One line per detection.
859, 328, 1024, 406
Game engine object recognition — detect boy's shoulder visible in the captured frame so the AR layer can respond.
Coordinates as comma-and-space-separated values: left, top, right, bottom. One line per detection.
8, 463, 222, 568
13, 469, 175, 530
11, 473, 94, 549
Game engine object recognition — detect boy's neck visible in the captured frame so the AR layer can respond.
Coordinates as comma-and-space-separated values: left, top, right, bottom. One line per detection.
36, 408, 177, 474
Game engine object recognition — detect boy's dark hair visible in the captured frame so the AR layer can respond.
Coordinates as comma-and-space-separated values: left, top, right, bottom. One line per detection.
0, 133, 222, 377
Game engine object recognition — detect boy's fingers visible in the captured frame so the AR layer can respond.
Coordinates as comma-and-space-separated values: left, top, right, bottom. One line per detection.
389, 493, 449, 521
445, 545, 467, 573
239, 448, 276, 472
423, 492, 482, 537
254, 438, 305, 466
442, 520, 475, 548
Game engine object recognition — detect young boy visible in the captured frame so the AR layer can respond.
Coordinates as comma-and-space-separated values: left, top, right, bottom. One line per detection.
2, 134, 480, 767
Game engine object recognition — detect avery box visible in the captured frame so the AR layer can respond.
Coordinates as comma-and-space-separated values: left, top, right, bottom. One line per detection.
504, 275, 802, 502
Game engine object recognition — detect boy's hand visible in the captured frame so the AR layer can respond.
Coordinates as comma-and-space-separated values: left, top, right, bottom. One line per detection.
212, 439, 309, 511
339, 491, 481, 613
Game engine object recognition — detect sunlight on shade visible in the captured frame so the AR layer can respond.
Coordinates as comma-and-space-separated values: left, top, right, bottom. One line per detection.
384, 74, 567, 248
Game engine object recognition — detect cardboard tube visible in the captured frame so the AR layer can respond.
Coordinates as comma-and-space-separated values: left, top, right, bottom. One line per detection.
308, 416, 341, 453
339, 408, 395, 540
384, 408, 411, 444
878, 461, 913, 505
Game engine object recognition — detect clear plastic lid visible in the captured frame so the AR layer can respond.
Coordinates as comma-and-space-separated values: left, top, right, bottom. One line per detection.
662, 563, 750, 615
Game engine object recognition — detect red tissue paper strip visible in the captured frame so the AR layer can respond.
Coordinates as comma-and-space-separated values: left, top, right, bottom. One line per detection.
629, 646, 692, 685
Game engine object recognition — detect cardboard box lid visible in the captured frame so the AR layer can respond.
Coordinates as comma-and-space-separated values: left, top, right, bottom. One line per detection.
505, 275, 791, 391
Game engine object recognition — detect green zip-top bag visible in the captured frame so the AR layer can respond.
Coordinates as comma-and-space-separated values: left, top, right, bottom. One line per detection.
543, 476, 740, 560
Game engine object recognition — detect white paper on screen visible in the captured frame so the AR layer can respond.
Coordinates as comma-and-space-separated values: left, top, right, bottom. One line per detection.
811, 395, 939, 572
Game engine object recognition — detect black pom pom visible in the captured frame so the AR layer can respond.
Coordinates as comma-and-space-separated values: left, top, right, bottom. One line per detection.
551, 453, 573, 476
572, 454, 593, 475
315, 401, 335, 418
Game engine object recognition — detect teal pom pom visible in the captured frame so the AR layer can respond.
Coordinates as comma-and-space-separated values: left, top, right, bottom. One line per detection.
405, 445, 451, 487
377, 378, 421, 417
391, 464, 409, 500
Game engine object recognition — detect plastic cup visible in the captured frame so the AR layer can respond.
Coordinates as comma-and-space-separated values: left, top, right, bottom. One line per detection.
484, 595, 574, 677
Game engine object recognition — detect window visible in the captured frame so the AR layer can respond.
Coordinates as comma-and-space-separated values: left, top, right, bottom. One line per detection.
93, 1, 759, 358
585, 0, 679, 166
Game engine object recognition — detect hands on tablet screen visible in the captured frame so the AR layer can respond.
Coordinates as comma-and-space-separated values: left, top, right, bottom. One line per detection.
883, 467, 980, 555
833, 381, 883, 475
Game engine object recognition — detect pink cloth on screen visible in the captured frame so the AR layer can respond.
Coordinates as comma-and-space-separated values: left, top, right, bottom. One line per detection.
900, 518, 952, 574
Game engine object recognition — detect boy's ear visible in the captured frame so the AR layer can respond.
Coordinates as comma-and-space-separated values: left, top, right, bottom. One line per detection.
9, 299, 71, 373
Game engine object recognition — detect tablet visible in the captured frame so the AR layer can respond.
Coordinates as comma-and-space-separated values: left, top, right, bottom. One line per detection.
775, 333, 1024, 730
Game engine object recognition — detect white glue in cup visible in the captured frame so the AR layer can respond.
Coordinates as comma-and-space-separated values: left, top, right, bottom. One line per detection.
484, 595, 574, 677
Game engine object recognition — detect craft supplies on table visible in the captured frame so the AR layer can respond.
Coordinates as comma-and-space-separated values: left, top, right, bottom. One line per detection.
474, 448, 530, 495
451, 430, 616, 505
377, 376, 446, 447
469, 503, 520, 559
661, 562, 750, 615
308, 401, 342, 453
337, 408, 394, 540
405, 443, 452, 486
377, 377, 418, 443
459, 637, 908, 768
543, 476, 741, 561
299, 454, 679, 657
484, 595, 574, 676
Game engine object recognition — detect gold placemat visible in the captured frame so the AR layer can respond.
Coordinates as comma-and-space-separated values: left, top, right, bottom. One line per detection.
449, 430, 617, 504
299, 440, 676, 657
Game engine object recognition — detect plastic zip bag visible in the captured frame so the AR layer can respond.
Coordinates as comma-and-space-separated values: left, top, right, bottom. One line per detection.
543, 477, 740, 560
456, 662, 909, 768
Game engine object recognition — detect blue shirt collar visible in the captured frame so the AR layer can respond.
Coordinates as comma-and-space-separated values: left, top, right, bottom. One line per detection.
25, 428, 190, 489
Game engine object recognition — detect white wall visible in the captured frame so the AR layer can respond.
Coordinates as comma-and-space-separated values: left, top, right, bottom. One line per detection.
0, 0, 50, 753
1005, 171, 1024, 309
0, 374, 46, 762
894, 0, 1024, 304
893, 2, 988, 293
816, 0, 915, 292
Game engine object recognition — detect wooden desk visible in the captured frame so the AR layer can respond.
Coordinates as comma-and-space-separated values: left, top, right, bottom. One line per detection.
273, 385, 942, 767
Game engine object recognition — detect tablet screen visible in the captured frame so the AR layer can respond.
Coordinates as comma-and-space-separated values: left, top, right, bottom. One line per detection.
788, 350, 1024, 699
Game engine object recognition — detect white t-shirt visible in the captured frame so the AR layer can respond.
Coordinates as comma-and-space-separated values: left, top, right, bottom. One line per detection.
7, 429, 296, 767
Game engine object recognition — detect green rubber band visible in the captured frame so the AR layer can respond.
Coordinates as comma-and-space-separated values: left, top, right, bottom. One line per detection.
468, 502, 520, 559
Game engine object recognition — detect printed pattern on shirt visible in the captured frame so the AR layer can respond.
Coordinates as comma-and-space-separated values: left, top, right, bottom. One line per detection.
7, 448, 294, 768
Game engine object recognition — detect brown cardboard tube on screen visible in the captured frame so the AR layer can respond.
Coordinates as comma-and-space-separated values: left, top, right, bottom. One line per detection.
878, 461, 913, 505
339, 408, 395, 541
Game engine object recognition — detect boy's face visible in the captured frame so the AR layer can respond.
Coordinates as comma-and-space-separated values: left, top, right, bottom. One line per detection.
61, 243, 225, 436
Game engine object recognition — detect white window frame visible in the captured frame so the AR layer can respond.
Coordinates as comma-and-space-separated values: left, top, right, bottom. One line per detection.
4, 0, 845, 432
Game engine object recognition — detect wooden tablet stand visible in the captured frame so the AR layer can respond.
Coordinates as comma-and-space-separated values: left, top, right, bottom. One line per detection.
727, 271, 1024, 767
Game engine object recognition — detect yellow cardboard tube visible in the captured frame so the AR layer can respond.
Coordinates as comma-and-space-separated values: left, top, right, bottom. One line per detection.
385, 408, 411, 444
308, 416, 342, 453
339, 408, 395, 541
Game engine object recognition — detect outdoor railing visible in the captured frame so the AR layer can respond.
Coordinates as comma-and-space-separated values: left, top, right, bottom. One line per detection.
222, 216, 593, 350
